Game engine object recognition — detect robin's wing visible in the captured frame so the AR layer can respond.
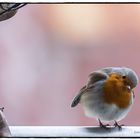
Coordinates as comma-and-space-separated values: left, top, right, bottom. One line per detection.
71, 84, 95, 107
71, 71, 108, 108
71, 85, 86, 107
87, 71, 108, 86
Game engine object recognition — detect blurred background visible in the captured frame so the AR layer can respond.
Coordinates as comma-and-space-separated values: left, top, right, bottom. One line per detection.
0, 4, 139, 126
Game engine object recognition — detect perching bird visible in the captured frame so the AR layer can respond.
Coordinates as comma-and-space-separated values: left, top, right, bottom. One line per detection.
71, 67, 138, 129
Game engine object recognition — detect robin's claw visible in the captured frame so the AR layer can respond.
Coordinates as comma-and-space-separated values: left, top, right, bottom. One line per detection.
98, 119, 110, 129
114, 121, 124, 130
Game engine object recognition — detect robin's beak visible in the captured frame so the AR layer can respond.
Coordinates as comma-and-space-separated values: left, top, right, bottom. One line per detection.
126, 85, 131, 90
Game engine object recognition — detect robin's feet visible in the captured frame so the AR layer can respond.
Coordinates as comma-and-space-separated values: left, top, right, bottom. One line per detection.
114, 121, 124, 130
98, 119, 110, 129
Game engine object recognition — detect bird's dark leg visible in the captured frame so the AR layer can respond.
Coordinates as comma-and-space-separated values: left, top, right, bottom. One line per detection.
114, 121, 124, 130
98, 119, 110, 129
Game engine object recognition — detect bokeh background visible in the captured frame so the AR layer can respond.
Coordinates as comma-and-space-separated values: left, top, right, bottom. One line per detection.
0, 4, 139, 126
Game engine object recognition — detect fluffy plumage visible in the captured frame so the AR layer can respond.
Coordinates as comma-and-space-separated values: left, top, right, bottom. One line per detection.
71, 67, 138, 125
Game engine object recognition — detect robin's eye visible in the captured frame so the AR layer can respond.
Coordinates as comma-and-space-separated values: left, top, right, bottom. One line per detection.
122, 76, 126, 79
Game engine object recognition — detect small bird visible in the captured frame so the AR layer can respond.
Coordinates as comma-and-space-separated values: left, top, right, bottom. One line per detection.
71, 67, 138, 129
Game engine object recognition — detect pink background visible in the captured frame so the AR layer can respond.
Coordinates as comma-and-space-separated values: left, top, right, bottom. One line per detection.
0, 4, 140, 126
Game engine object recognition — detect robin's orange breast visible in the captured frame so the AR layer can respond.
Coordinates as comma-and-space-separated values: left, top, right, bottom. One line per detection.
103, 73, 131, 109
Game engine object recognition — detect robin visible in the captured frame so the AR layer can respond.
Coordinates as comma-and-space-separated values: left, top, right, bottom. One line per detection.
71, 67, 138, 129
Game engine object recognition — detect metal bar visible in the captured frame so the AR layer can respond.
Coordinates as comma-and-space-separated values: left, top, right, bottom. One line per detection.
8, 126, 140, 138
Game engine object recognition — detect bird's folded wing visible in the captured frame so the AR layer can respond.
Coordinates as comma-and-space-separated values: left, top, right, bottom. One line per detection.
87, 71, 108, 85
71, 71, 108, 108
71, 85, 87, 107
71, 84, 95, 107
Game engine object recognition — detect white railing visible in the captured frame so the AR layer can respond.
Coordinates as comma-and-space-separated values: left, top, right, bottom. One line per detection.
8, 126, 140, 138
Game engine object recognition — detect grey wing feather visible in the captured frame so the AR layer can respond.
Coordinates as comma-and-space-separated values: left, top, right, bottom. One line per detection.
71, 70, 108, 108
87, 70, 108, 85
71, 85, 86, 107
